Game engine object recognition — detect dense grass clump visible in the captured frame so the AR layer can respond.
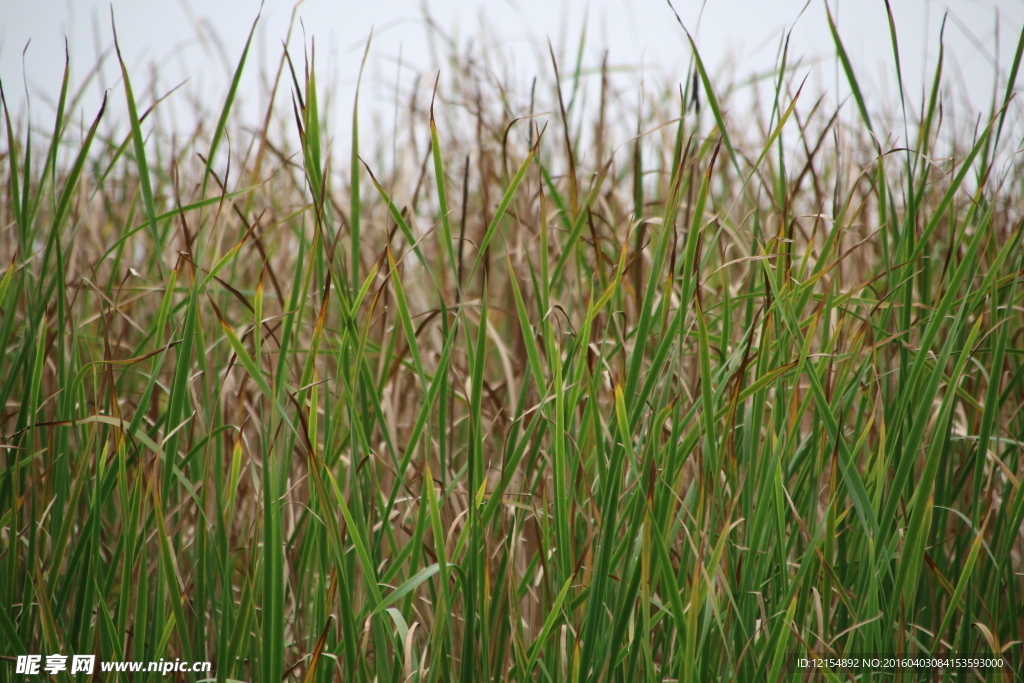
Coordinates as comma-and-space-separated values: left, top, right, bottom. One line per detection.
2, 6, 1023, 682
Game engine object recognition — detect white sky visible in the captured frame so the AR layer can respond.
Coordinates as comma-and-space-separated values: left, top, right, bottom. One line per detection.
1, 0, 1022, 153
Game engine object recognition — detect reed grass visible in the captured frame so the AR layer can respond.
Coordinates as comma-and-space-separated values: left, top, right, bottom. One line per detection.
2, 4, 1023, 681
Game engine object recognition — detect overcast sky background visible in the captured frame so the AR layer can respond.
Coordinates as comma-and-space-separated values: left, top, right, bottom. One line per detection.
2, 0, 1023, 154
